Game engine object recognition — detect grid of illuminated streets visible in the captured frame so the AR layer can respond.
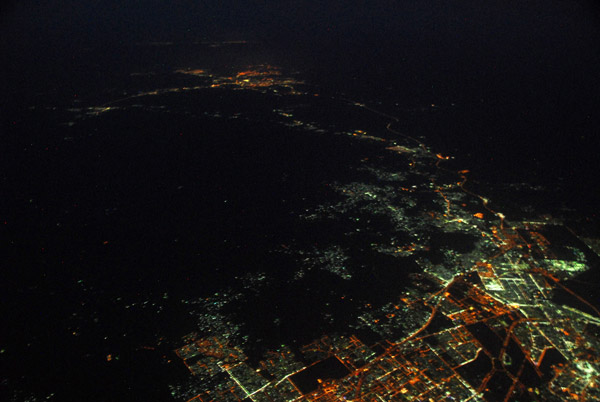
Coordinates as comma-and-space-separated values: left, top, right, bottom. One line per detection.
71, 60, 599, 402
174, 217, 600, 401
171, 146, 600, 401
166, 66, 600, 402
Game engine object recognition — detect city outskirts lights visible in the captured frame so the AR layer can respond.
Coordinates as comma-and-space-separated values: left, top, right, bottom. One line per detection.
175, 65, 303, 91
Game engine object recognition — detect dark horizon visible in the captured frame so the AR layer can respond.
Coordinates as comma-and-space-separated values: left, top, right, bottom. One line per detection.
3, 0, 600, 211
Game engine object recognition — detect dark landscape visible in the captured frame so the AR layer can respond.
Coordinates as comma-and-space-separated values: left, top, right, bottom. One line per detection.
2, 1, 600, 401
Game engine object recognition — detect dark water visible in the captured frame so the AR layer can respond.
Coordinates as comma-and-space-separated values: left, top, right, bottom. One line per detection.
290, 356, 350, 394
